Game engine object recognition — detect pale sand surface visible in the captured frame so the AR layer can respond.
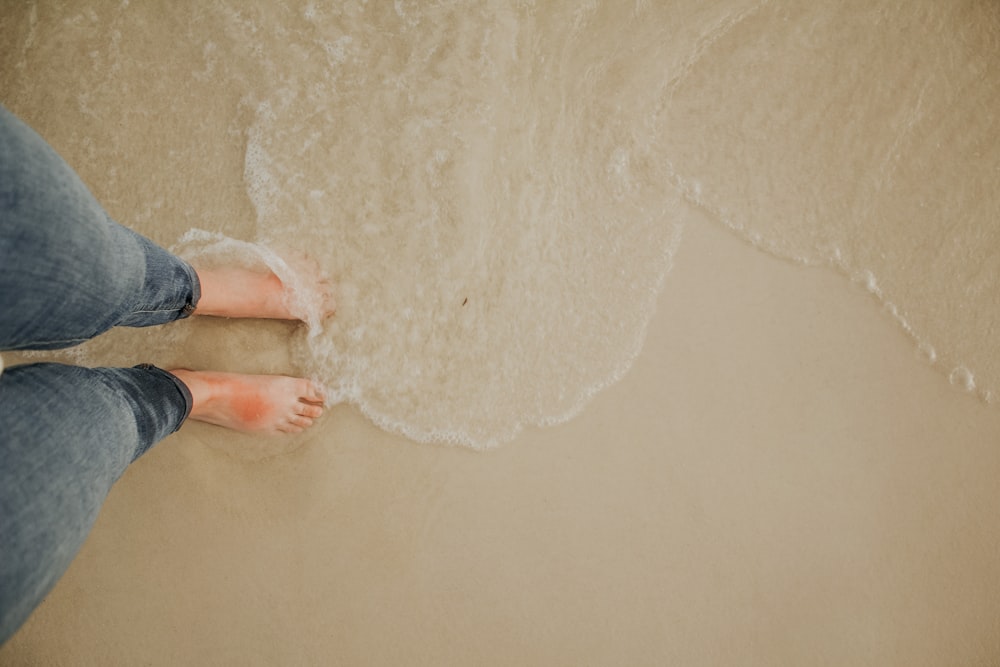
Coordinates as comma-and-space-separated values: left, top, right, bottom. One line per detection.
4, 215, 1000, 665
4, 2, 1000, 663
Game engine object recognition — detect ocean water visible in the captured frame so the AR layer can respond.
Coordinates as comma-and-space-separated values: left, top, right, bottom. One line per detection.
1, 1, 998, 447
659, 1, 1000, 402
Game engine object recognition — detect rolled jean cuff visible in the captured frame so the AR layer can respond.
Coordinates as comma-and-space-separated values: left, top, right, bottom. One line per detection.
135, 364, 193, 432
177, 258, 201, 319
117, 229, 202, 327
115, 364, 194, 461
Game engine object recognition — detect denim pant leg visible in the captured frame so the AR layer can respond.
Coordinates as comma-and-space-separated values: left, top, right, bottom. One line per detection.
0, 105, 203, 645
0, 363, 191, 645
0, 104, 201, 350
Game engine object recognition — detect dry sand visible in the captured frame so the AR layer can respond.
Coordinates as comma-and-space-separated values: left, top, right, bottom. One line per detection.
4, 213, 1000, 666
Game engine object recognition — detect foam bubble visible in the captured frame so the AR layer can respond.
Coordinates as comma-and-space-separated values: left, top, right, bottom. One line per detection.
949, 366, 976, 392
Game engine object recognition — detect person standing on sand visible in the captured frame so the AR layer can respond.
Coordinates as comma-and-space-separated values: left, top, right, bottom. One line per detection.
0, 105, 335, 645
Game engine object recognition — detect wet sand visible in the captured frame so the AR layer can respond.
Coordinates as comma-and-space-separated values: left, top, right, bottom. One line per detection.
4, 215, 1000, 665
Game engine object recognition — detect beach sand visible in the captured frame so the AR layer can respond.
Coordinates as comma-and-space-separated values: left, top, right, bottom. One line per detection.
4, 2, 1000, 664
4, 215, 1000, 665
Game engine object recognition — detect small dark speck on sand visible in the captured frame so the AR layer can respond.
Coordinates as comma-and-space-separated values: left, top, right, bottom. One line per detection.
462, 298, 468, 306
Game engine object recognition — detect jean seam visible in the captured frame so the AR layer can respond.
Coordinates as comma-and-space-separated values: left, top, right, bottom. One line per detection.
122, 236, 200, 324
130, 306, 190, 315
8, 337, 90, 350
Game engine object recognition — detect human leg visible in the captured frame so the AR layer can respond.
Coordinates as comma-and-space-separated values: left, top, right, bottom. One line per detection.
0, 104, 335, 345
0, 362, 327, 644
0, 362, 191, 645
0, 104, 200, 351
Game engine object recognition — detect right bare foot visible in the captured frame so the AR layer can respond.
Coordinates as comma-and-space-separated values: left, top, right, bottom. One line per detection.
168, 369, 326, 435
192, 261, 336, 321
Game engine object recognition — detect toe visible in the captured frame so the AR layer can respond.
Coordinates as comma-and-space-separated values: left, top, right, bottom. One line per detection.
298, 404, 323, 419
293, 415, 314, 428
303, 382, 326, 404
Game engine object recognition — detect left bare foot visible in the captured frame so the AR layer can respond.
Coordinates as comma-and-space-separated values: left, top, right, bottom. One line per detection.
168, 369, 325, 435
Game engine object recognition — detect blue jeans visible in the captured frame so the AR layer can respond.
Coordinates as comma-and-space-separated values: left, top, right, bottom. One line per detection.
0, 105, 200, 644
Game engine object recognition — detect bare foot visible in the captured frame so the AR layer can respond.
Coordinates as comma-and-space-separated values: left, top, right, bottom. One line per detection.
169, 369, 325, 435
193, 263, 336, 321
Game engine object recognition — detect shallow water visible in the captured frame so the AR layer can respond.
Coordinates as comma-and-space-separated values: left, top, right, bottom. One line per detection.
659, 0, 1000, 402
2, 0, 998, 447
